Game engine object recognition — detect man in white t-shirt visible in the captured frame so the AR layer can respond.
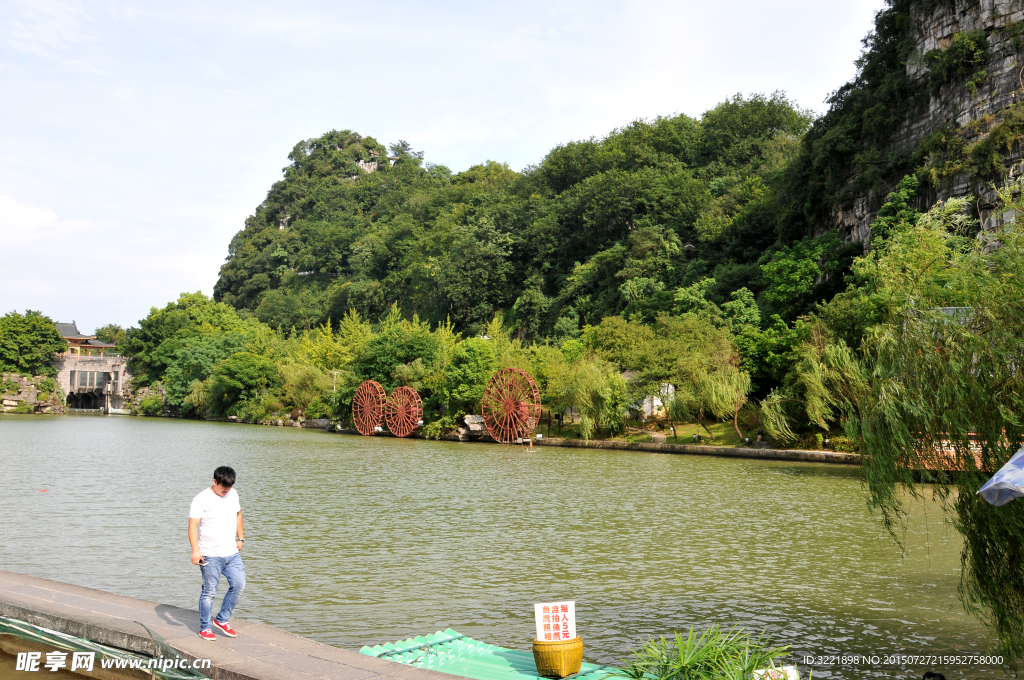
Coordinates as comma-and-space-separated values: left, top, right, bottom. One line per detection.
188, 465, 245, 641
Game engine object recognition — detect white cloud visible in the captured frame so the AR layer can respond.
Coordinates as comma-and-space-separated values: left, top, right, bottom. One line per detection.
0, 194, 97, 250
3, 0, 108, 72
0, 194, 229, 331
0, 196, 98, 317
0, 195, 59, 233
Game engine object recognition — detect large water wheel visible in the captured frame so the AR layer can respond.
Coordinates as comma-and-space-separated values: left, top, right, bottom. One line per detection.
384, 386, 423, 438
352, 380, 386, 436
481, 367, 542, 444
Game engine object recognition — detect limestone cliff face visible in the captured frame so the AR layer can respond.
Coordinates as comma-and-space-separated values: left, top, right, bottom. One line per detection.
832, 0, 1024, 243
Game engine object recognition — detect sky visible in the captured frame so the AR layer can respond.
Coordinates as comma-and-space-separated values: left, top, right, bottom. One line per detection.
0, 0, 886, 334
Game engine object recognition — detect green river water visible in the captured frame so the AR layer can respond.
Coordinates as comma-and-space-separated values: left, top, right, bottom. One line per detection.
0, 416, 998, 679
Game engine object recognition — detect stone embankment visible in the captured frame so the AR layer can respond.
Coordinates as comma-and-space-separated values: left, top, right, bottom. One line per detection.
0, 569, 450, 680
0, 373, 65, 414
326, 425, 860, 466
222, 414, 330, 428
534, 436, 860, 465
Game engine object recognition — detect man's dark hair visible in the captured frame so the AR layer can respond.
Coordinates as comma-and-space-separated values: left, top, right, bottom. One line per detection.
213, 466, 236, 487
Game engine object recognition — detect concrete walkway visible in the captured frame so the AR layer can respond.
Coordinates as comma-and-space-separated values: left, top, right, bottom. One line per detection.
0, 570, 451, 680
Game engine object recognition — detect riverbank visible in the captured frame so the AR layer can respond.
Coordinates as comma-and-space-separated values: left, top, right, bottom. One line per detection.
324, 427, 861, 466
9, 409, 860, 466
0, 569, 450, 680
533, 437, 860, 465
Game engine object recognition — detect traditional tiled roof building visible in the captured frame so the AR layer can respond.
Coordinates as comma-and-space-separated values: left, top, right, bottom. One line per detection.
55, 321, 117, 356
54, 322, 129, 412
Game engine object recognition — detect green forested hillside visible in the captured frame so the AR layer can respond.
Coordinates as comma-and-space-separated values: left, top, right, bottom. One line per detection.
213, 94, 861, 347
200, 0, 1024, 412
210, 0, 945, 403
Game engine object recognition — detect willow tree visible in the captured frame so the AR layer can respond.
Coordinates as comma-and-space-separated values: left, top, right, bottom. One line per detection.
653, 316, 750, 440
765, 180, 1024, 661
858, 187, 1024, 661
550, 355, 628, 440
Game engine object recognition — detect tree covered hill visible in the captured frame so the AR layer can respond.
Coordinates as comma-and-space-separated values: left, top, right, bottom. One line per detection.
213, 94, 857, 339
215, 0, 1024, 340
210, 0, 1024, 403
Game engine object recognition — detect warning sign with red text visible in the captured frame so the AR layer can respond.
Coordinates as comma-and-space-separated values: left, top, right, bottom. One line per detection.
534, 601, 576, 641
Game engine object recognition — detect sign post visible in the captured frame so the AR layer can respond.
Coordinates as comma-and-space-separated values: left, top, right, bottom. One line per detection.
534, 601, 576, 641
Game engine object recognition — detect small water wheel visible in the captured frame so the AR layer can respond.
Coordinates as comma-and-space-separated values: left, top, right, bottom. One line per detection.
384, 386, 423, 438
481, 367, 542, 444
352, 380, 386, 436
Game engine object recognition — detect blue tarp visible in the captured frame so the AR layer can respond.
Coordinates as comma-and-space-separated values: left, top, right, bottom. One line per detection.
978, 446, 1024, 506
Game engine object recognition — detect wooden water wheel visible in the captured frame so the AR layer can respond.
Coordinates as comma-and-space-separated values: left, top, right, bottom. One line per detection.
481, 367, 542, 444
352, 380, 386, 436
384, 386, 422, 438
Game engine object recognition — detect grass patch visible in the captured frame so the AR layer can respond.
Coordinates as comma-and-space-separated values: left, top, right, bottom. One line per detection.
664, 421, 746, 447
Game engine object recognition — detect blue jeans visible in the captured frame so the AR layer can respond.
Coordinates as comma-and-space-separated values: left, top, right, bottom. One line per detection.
199, 553, 245, 631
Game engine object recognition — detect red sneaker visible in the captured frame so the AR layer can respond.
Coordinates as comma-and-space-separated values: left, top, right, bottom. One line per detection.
212, 620, 237, 637
199, 630, 216, 641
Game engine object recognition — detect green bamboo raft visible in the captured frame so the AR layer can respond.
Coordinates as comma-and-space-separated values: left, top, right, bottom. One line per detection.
360, 629, 617, 680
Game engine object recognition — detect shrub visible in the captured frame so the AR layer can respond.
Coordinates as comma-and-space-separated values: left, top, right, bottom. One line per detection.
925, 30, 990, 95
139, 395, 164, 416
436, 338, 496, 415
278, 361, 330, 411
626, 432, 654, 444
210, 352, 280, 415
829, 435, 857, 453
233, 396, 276, 423
305, 395, 332, 419
422, 414, 460, 440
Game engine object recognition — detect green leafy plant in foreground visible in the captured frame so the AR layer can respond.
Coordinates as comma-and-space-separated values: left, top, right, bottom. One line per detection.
616, 626, 795, 680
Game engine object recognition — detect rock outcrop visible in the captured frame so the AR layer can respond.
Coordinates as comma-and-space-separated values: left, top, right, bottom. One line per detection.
833, 0, 1024, 242
1, 373, 65, 414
